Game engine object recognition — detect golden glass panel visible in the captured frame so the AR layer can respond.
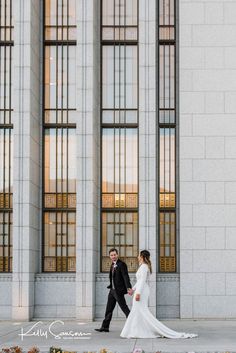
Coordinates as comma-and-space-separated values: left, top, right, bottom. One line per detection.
102, 193, 138, 208
56, 256, 67, 271
67, 257, 76, 271
126, 193, 138, 208
159, 212, 176, 272
159, 193, 175, 208
44, 193, 76, 209
44, 256, 75, 272
0, 194, 12, 209
102, 194, 114, 208
44, 257, 56, 272
68, 194, 76, 208
0, 256, 11, 272
102, 256, 138, 272
44, 194, 56, 208
160, 257, 176, 272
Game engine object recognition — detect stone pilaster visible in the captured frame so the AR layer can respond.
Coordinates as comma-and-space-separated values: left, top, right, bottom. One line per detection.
12, 0, 41, 320
76, 0, 100, 320
139, 0, 157, 315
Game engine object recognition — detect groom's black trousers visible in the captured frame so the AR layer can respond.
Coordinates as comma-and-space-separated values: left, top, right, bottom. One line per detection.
102, 289, 130, 329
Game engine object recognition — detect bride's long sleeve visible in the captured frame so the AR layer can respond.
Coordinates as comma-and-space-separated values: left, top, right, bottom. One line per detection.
132, 264, 148, 294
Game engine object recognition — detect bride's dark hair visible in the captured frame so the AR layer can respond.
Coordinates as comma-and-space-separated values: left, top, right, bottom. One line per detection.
140, 250, 152, 274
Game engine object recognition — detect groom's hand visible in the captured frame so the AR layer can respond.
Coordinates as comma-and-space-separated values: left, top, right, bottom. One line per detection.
135, 293, 140, 301
128, 288, 133, 295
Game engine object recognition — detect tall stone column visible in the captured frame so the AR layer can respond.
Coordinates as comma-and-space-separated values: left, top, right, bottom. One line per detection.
12, 0, 41, 320
76, 0, 100, 320
139, 0, 157, 315
180, 0, 236, 319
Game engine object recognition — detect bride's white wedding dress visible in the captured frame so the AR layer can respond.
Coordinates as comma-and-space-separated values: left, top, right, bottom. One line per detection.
120, 264, 198, 339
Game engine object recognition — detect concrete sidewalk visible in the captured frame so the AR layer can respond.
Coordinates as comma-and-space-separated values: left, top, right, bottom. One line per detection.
0, 319, 236, 352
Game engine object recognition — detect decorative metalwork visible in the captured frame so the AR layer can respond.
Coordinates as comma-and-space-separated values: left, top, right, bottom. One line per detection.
158, 0, 177, 272
0, 0, 13, 273
101, 0, 139, 272
43, 0, 76, 272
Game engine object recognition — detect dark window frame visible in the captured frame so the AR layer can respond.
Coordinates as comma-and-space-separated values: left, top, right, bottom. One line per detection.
0, 0, 13, 273
157, 0, 178, 273
42, 0, 77, 273
100, 0, 139, 273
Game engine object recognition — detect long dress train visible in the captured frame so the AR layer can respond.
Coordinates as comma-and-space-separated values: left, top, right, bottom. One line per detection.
120, 264, 198, 339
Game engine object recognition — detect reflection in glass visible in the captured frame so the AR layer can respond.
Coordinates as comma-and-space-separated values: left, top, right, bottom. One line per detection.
43, 0, 76, 272
159, 0, 175, 26
0, 129, 13, 197
45, 46, 76, 111
0, 0, 13, 41
0, 47, 12, 112
102, 46, 138, 109
159, 45, 175, 109
159, 0, 175, 40
44, 129, 76, 196
44, 212, 76, 272
45, 0, 76, 40
102, 128, 138, 209
159, 128, 175, 208
102, 212, 138, 271
102, 0, 138, 26
102, 0, 138, 40
102, 128, 137, 193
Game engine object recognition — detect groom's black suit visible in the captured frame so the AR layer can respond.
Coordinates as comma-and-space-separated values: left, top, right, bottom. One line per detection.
102, 258, 132, 329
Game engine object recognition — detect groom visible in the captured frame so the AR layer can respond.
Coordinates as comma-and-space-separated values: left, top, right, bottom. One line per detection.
95, 248, 132, 332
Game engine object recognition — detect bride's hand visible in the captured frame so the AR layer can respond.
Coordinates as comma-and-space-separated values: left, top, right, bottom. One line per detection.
135, 293, 140, 301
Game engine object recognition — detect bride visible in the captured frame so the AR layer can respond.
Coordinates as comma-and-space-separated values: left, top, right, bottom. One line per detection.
120, 250, 198, 339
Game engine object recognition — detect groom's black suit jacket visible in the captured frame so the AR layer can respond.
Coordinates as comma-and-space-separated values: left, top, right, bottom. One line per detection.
107, 258, 132, 296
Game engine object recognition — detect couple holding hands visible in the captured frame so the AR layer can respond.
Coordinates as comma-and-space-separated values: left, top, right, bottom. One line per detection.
95, 248, 198, 339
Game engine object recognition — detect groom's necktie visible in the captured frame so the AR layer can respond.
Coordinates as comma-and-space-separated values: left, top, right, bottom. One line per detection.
111, 262, 116, 289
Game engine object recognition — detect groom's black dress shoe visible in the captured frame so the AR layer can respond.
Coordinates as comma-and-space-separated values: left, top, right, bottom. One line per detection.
94, 327, 109, 332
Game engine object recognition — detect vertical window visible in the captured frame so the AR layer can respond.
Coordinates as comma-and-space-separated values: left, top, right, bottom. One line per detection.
101, 0, 139, 272
0, 0, 13, 272
158, 0, 177, 272
43, 0, 76, 272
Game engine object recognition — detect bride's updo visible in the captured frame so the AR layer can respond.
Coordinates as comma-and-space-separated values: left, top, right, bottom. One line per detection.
140, 250, 152, 274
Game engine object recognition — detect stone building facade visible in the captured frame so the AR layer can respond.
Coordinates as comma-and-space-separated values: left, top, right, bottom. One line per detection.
0, 0, 236, 321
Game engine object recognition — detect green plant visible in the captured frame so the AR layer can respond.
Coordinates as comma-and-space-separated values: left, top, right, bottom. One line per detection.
49, 347, 62, 353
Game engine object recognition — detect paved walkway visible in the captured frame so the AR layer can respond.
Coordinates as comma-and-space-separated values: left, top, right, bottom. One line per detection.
0, 319, 236, 352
